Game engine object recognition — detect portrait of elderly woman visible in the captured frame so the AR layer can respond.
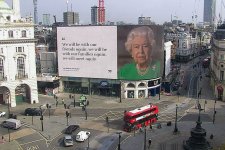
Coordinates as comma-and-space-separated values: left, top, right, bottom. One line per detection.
118, 26, 162, 80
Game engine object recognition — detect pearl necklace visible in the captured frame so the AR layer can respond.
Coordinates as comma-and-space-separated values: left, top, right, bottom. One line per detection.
136, 64, 149, 76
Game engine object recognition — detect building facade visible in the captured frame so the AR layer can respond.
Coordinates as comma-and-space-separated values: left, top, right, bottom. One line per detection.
42, 14, 51, 26
0, 0, 38, 107
63, 11, 79, 25
210, 26, 225, 101
176, 32, 198, 62
91, 6, 98, 25
204, 0, 216, 25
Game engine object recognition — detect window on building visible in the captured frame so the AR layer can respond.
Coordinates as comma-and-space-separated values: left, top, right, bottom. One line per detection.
21, 30, 26, 37
127, 83, 135, 88
220, 54, 224, 60
0, 58, 4, 80
17, 57, 25, 78
6, 16, 11, 21
8, 30, 13, 38
16, 47, 24, 52
138, 83, 146, 88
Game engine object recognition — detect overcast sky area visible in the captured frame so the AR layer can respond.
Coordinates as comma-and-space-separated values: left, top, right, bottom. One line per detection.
5, 0, 225, 24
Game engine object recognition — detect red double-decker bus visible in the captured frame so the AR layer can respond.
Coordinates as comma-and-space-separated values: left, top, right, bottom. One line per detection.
123, 104, 159, 132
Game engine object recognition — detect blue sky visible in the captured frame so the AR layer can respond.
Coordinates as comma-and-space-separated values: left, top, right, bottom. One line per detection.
5, 0, 225, 24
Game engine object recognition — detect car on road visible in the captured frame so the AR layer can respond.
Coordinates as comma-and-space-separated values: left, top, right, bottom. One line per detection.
63, 135, 73, 147
76, 131, 90, 142
24, 108, 41, 116
0, 111, 6, 117
2, 119, 21, 129
65, 125, 79, 134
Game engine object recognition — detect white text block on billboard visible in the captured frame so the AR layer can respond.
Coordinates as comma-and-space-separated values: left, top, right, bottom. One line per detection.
57, 26, 117, 79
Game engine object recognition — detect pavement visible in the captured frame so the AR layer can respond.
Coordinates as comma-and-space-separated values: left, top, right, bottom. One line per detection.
0, 66, 224, 149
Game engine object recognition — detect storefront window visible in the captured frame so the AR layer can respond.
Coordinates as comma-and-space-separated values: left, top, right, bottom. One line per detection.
127, 90, 134, 98
138, 90, 145, 98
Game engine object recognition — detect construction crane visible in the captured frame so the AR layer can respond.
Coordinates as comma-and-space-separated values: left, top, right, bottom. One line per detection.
98, 0, 105, 25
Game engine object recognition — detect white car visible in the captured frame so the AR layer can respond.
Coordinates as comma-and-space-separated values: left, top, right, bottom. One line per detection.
76, 131, 90, 142
0, 111, 6, 117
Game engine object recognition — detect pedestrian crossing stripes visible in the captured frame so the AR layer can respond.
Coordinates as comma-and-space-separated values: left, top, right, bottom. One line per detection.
94, 111, 124, 120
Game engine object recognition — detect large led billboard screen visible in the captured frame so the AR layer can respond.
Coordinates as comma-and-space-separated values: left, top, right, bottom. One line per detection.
57, 26, 118, 79
57, 25, 164, 80
117, 25, 164, 80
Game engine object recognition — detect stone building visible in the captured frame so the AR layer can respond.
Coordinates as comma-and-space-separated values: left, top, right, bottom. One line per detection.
0, 0, 38, 107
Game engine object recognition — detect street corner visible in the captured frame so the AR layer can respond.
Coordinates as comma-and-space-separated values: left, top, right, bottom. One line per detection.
0, 140, 21, 150
2, 128, 36, 142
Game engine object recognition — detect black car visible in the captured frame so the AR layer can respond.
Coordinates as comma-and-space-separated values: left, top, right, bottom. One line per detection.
24, 108, 41, 116
65, 125, 79, 134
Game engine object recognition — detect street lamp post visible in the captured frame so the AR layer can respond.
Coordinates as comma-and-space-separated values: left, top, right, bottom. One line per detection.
8, 101, 10, 119
40, 115, 44, 131
46, 103, 50, 118
7, 92, 11, 119
66, 111, 69, 126
144, 126, 147, 150
87, 133, 90, 149
32, 114, 34, 125
177, 91, 180, 102
204, 100, 207, 112
173, 104, 178, 133
82, 101, 88, 120
73, 96, 76, 107
8, 128, 10, 142
119, 81, 122, 103
106, 116, 109, 133
149, 103, 152, 129
213, 100, 217, 124
85, 107, 87, 120
116, 131, 122, 150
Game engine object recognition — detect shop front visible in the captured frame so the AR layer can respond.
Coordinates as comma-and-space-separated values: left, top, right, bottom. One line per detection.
62, 77, 120, 97
122, 78, 161, 99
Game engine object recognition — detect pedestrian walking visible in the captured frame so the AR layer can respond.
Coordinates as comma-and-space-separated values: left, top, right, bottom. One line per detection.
210, 134, 214, 139
62, 98, 64, 105
69, 94, 71, 99
64, 103, 67, 109
148, 138, 152, 149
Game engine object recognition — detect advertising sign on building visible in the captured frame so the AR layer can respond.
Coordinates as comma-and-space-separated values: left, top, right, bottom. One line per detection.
57, 26, 117, 79
57, 25, 164, 80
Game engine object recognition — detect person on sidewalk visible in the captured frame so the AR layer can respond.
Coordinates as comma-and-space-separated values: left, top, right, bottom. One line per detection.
62, 98, 64, 105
